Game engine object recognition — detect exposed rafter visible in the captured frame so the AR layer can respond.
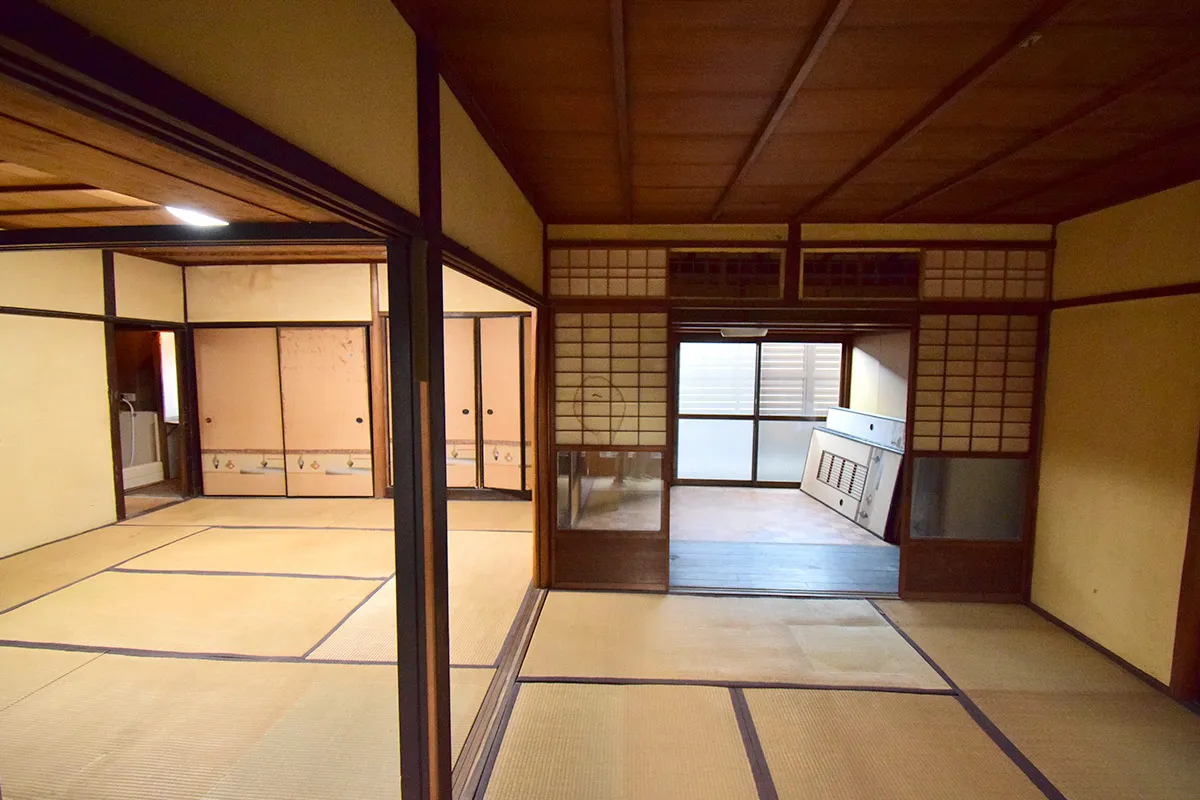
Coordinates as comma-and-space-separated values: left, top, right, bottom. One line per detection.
611, 0, 633, 221
973, 118, 1200, 219
790, 0, 1079, 220
0, 181, 94, 193
710, 0, 855, 222
880, 48, 1200, 222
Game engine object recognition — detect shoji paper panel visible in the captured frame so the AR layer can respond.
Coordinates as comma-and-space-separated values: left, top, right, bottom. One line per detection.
554, 312, 669, 446
921, 250, 1049, 300
548, 248, 668, 298
912, 314, 1039, 454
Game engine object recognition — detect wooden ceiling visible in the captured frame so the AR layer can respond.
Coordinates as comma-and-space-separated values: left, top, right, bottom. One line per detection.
399, 0, 1200, 224
0, 77, 339, 230
118, 244, 387, 266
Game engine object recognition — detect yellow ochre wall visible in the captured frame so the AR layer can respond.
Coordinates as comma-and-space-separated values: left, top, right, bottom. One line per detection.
440, 80, 544, 291
113, 253, 185, 323
186, 263, 372, 323
1034, 181, 1200, 683
0, 251, 115, 555
44, 0, 421, 216
849, 331, 910, 419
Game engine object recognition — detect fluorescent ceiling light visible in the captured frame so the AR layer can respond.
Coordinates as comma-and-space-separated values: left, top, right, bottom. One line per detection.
720, 327, 768, 338
165, 206, 228, 227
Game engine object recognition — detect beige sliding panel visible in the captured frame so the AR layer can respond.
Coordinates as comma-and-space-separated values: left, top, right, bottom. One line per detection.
480, 316, 524, 490
278, 327, 373, 497
194, 328, 286, 496
444, 317, 478, 488
524, 315, 535, 491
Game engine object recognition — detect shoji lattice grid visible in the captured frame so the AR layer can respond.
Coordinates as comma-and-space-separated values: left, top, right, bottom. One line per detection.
912, 314, 1039, 454
922, 250, 1048, 300
554, 312, 669, 446
548, 248, 668, 298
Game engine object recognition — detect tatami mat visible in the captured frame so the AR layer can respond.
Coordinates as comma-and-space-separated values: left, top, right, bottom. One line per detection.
0, 646, 99, 713
969, 689, 1200, 800
451, 667, 497, 766
448, 501, 532, 532
745, 689, 1045, 799
0, 571, 380, 657
309, 530, 531, 666
521, 593, 947, 689
875, 601, 1149, 693
0, 525, 206, 612
124, 527, 393, 578
484, 683, 758, 800
0, 654, 401, 800
449, 530, 532, 665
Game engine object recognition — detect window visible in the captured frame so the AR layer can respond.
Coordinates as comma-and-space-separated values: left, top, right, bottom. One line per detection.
675, 341, 843, 484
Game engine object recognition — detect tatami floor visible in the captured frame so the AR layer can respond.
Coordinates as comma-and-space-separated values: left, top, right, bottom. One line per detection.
4, 500, 1199, 799
0, 497, 533, 800
481, 592, 1200, 800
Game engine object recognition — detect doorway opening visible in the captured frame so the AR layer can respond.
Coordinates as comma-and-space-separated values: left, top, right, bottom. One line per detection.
669, 331, 909, 595
113, 326, 187, 517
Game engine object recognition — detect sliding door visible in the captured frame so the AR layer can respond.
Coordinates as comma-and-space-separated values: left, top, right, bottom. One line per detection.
194, 327, 286, 495
480, 316, 524, 490
443, 317, 477, 488
278, 327, 373, 497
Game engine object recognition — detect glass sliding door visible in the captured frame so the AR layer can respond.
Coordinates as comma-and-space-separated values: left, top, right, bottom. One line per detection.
675, 340, 844, 485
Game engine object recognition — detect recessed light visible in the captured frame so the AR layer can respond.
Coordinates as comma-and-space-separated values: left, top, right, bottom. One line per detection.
165, 206, 229, 227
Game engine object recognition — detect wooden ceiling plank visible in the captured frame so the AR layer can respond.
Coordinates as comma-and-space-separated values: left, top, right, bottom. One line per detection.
611, 0, 632, 221
973, 117, 1200, 219
709, 0, 855, 222
789, 0, 1080, 221
0, 204, 159, 217
879, 47, 1200, 221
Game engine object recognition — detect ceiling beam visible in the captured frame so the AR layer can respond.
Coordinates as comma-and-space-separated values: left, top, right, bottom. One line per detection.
879, 48, 1200, 221
0, 221, 379, 250
611, 0, 633, 221
0, 181, 94, 194
710, 0, 855, 222
789, 0, 1079, 221
973, 118, 1200, 219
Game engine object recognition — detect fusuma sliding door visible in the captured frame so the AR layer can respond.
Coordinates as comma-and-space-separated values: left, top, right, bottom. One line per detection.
443, 317, 478, 488
194, 327, 286, 495
279, 327, 373, 497
480, 316, 524, 490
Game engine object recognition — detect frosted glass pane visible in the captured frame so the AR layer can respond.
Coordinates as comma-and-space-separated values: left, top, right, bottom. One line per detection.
910, 457, 1027, 541
756, 420, 819, 482
677, 419, 753, 480
677, 342, 756, 416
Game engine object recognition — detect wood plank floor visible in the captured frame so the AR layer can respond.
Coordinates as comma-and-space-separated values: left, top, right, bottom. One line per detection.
670, 541, 899, 594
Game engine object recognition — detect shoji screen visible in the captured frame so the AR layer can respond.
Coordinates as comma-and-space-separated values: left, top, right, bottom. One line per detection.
194, 328, 286, 496
443, 318, 477, 488
278, 327, 373, 497
480, 316, 524, 490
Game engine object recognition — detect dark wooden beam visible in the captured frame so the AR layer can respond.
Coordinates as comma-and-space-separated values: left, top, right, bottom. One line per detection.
790, 0, 1079, 220
710, 0, 855, 222
611, 0, 633, 221
974, 119, 1200, 219
880, 48, 1200, 222
0, 221, 379, 250
0, 204, 161, 217
0, 181, 94, 193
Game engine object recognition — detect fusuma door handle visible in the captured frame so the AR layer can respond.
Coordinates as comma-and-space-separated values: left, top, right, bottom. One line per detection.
486, 409, 494, 415
462, 409, 470, 415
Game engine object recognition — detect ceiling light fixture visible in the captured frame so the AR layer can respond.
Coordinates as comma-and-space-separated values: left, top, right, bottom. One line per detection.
720, 327, 768, 339
165, 206, 229, 227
